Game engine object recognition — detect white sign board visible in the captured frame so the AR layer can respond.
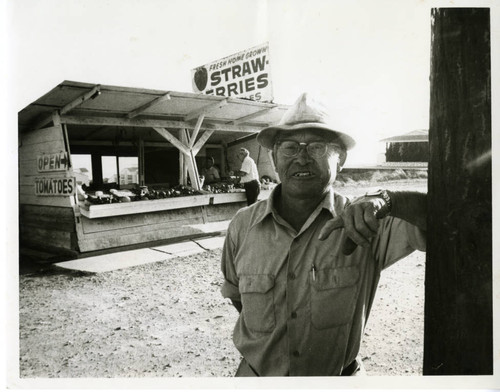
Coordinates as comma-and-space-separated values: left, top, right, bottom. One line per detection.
35, 177, 76, 196
37, 152, 69, 172
191, 43, 273, 102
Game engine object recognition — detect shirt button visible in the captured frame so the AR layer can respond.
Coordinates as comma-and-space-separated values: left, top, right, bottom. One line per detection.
293, 351, 300, 357
291, 311, 297, 319
288, 273, 296, 280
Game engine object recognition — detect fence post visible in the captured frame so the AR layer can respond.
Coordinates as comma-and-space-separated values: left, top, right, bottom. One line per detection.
424, 8, 492, 375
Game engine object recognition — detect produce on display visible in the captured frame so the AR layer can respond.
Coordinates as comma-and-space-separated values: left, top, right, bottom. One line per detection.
84, 185, 204, 205
82, 180, 244, 205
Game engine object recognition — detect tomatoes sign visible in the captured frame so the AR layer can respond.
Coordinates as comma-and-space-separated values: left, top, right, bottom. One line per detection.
35, 177, 76, 196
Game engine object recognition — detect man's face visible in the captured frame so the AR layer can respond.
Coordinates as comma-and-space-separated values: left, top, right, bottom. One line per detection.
273, 129, 345, 200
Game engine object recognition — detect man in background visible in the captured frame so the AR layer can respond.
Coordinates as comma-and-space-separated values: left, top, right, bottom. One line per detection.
234, 148, 260, 205
203, 156, 220, 185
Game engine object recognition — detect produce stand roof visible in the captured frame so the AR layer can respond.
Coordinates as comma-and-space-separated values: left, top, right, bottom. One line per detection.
18, 81, 290, 144
380, 129, 429, 143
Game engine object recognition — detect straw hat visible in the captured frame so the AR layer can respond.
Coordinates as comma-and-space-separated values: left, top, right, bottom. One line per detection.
257, 93, 356, 150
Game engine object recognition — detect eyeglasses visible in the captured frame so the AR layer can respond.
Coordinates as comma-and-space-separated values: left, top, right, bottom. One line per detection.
276, 141, 341, 159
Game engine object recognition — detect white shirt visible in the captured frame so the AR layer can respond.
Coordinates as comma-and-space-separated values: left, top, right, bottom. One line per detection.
240, 156, 259, 183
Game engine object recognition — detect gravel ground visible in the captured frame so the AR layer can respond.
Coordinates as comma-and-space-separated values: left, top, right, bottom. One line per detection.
17, 179, 427, 379
19, 250, 241, 378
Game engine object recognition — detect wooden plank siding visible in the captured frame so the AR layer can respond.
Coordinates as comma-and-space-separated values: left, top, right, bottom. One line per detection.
21, 126, 67, 146
205, 202, 246, 221
78, 224, 206, 252
20, 226, 74, 249
77, 202, 241, 252
19, 195, 74, 208
19, 205, 77, 252
18, 159, 38, 176
19, 126, 72, 207
19, 125, 77, 250
18, 139, 66, 158
81, 206, 205, 235
20, 204, 76, 231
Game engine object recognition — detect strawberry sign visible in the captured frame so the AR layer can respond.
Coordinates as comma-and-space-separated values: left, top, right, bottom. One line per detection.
191, 42, 273, 102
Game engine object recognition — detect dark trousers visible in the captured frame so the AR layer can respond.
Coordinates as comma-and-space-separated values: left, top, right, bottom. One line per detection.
243, 180, 260, 206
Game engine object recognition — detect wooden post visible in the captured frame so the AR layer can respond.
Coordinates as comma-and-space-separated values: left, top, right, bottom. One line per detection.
138, 137, 145, 186
179, 131, 186, 186
115, 156, 121, 187
153, 127, 206, 190
91, 154, 103, 188
424, 8, 492, 375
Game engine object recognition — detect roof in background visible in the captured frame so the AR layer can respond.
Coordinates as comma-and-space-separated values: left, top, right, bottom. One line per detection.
18, 81, 290, 143
380, 129, 428, 143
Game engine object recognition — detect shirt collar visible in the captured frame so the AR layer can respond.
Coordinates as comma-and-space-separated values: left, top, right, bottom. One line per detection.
320, 187, 336, 217
253, 184, 340, 227
257, 184, 281, 223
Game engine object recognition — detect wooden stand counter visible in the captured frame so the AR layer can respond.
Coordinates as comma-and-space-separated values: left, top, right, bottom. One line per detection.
76, 197, 243, 253
78, 191, 249, 219
75, 190, 275, 253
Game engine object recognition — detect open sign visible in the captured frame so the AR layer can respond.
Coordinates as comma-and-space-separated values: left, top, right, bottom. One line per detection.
37, 152, 69, 172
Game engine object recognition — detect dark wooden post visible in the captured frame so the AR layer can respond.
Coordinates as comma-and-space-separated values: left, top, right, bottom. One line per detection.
424, 8, 492, 375
91, 153, 103, 188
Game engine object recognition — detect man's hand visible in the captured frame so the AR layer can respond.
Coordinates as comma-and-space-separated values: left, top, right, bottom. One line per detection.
318, 195, 388, 255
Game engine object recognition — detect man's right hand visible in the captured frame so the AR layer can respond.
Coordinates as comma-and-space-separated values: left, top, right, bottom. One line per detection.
318, 195, 387, 255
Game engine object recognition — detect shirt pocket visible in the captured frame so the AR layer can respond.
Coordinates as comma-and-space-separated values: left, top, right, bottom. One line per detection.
239, 274, 276, 333
310, 266, 360, 329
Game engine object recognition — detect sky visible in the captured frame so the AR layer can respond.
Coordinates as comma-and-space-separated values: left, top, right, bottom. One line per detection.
3, 0, 498, 166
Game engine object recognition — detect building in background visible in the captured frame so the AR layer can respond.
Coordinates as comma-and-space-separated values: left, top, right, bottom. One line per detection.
380, 129, 429, 165
120, 166, 139, 185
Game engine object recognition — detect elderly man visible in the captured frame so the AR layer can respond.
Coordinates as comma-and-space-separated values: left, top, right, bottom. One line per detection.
221, 93, 426, 377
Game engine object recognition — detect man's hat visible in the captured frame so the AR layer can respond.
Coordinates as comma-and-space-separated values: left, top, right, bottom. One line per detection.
257, 93, 356, 150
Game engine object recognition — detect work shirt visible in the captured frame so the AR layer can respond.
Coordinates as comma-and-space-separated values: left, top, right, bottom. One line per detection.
221, 185, 425, 376
240, 156, 259, 184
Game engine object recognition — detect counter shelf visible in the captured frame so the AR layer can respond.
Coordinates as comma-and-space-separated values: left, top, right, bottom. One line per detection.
78, 190, 247, 219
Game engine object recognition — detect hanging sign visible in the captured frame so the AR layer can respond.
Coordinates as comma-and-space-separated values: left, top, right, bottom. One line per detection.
35, 177, 76, 196
37, 152, 69, 172
191, 42, 273, 102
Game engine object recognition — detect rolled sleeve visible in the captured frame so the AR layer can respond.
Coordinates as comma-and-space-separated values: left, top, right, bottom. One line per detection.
373, 216, 427, 270
406, 223, 426, 252
221, 228, 241, 301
